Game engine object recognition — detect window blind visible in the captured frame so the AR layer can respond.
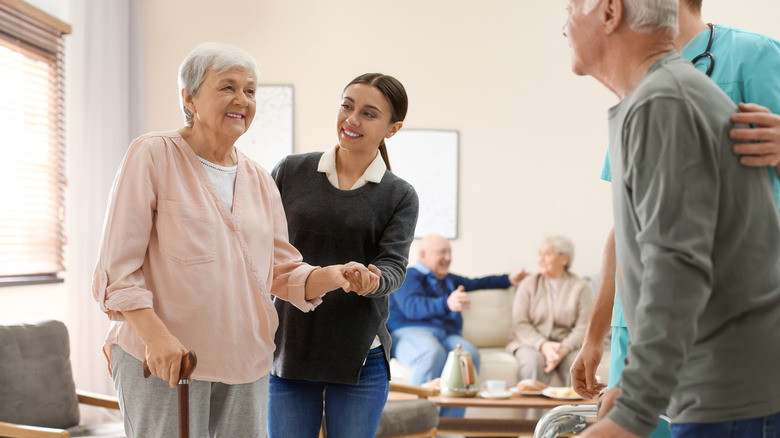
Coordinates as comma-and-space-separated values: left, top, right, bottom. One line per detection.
0, 0, 70, 280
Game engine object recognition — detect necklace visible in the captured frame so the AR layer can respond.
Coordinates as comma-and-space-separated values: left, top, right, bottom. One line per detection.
198, 156, 237, 172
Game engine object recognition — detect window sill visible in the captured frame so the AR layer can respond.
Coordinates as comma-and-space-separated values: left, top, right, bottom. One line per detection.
0, 275, 64, 287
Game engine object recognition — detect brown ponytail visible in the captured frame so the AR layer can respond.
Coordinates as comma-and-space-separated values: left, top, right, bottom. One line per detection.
378, 141, 391, 171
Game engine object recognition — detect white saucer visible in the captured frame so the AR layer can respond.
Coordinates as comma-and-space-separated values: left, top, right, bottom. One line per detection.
479, 390, 512, 399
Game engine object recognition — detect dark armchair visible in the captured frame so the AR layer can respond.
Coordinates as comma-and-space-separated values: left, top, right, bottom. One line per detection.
0, 319, 124, 438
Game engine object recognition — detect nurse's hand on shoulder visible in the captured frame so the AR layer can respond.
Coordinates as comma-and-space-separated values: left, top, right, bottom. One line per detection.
731, 102, 780, 169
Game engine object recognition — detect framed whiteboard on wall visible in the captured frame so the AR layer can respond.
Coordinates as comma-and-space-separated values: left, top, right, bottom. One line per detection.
235, 85, 294, 171
387, 129, 459, 239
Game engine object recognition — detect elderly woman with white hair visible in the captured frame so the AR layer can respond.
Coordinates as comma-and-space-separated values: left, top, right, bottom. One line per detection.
506, 236, 593, 386
91, 42, 376, 438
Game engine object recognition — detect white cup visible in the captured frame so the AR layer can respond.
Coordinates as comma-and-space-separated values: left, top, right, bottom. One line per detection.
485, 379, 506, 394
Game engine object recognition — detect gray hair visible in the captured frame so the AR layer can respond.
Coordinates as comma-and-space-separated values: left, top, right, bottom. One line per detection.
177, 42, 259, 126
584, 0, 678, 35
542, 235, 575, 270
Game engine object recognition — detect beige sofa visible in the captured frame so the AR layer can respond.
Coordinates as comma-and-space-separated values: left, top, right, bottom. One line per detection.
389, 281, 610, 419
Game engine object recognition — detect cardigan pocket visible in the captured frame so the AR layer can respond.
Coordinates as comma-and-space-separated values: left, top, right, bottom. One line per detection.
156, 199, 216, 265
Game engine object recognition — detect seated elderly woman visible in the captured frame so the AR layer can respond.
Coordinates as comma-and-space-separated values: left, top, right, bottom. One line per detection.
506, 236, 593, 386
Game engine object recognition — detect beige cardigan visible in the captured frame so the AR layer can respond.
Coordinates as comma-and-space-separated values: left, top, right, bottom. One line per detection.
506, 272, 593, 354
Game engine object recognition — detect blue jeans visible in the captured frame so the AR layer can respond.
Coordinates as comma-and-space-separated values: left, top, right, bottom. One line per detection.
267, 347, 389, 438
671, 412, 780, 438
391, 326, 481, 418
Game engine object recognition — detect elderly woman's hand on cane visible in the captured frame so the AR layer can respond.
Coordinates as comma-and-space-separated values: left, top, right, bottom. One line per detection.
121, 308, 188, 388
142, 352, 198, 438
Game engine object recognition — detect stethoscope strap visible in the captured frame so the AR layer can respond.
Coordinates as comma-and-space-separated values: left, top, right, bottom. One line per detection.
690, 23, 715, 77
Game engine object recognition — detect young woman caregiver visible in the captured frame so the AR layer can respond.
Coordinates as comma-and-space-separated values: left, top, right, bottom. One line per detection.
268, 73, 419, 438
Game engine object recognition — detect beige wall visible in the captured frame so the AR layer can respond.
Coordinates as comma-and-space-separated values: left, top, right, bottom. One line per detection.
142, 1, 604, 278
140, 1, 780, 279
3, 2, 779, 324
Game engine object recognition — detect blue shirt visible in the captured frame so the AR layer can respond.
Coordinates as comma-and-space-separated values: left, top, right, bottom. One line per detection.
386, 262, 511, 334
602, 25, 780, 328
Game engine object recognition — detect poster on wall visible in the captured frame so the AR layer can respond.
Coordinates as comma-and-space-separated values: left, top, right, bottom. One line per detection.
235, 85, 294, 171
387, 129, 459, 239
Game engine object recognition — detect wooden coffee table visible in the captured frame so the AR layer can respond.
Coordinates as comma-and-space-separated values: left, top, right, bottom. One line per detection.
427, 393, 597, 437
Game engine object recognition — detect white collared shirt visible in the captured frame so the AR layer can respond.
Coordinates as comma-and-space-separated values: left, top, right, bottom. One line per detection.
317, 146, 386, 190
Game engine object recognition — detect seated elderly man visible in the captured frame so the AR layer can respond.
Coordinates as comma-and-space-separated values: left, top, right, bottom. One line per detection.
387, 234, 526, 418
562, 0, 780, 436
506, 236, 592, 387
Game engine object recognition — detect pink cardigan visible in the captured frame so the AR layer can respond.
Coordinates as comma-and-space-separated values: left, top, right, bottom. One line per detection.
506, 272, 593, 354
92, 131, 318, 384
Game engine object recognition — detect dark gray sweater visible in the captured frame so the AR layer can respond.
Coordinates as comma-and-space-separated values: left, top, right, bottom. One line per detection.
270, 152, 419, 384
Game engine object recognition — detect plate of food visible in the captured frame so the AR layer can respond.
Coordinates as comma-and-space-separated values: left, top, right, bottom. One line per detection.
541, 386, 583, 400
511, 379, 547, 396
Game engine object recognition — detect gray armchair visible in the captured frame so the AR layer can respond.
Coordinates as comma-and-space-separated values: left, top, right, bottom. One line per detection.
375, 383, 439, 438
0, 319, 125, 438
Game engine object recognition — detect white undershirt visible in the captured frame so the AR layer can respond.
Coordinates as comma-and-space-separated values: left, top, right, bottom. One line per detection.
199, 157, 237, 212
547, 277, 562, 302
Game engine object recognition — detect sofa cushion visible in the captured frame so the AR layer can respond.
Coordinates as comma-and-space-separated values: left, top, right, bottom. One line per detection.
376, 399, 438, 437
461, 288, 514, 348
0, 319, 80, 429
479, 347, 519, 384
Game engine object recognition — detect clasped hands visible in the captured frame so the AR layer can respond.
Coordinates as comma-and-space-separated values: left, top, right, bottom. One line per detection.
540, 340, 570, 373
339, 261, 382, 296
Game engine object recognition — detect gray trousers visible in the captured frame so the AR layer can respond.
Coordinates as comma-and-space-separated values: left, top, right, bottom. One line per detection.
111, 345, 268, 438
513, 345, 578, 386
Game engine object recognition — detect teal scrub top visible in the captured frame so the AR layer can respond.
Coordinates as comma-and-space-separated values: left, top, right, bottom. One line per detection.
602, 25, 780, 328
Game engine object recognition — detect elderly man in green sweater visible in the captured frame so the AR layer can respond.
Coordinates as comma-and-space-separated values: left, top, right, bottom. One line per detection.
562, 0, 780, 437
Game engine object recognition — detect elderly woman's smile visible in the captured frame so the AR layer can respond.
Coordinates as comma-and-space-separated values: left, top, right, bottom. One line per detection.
226, 112, 246, 120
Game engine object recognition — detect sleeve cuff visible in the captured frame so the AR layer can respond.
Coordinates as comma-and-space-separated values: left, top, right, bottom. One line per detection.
286, 264, 322, 312
103, 286, 154, 317
92, 269, 110, 313
441, 297, 451, 315
93, 269, 153, 319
